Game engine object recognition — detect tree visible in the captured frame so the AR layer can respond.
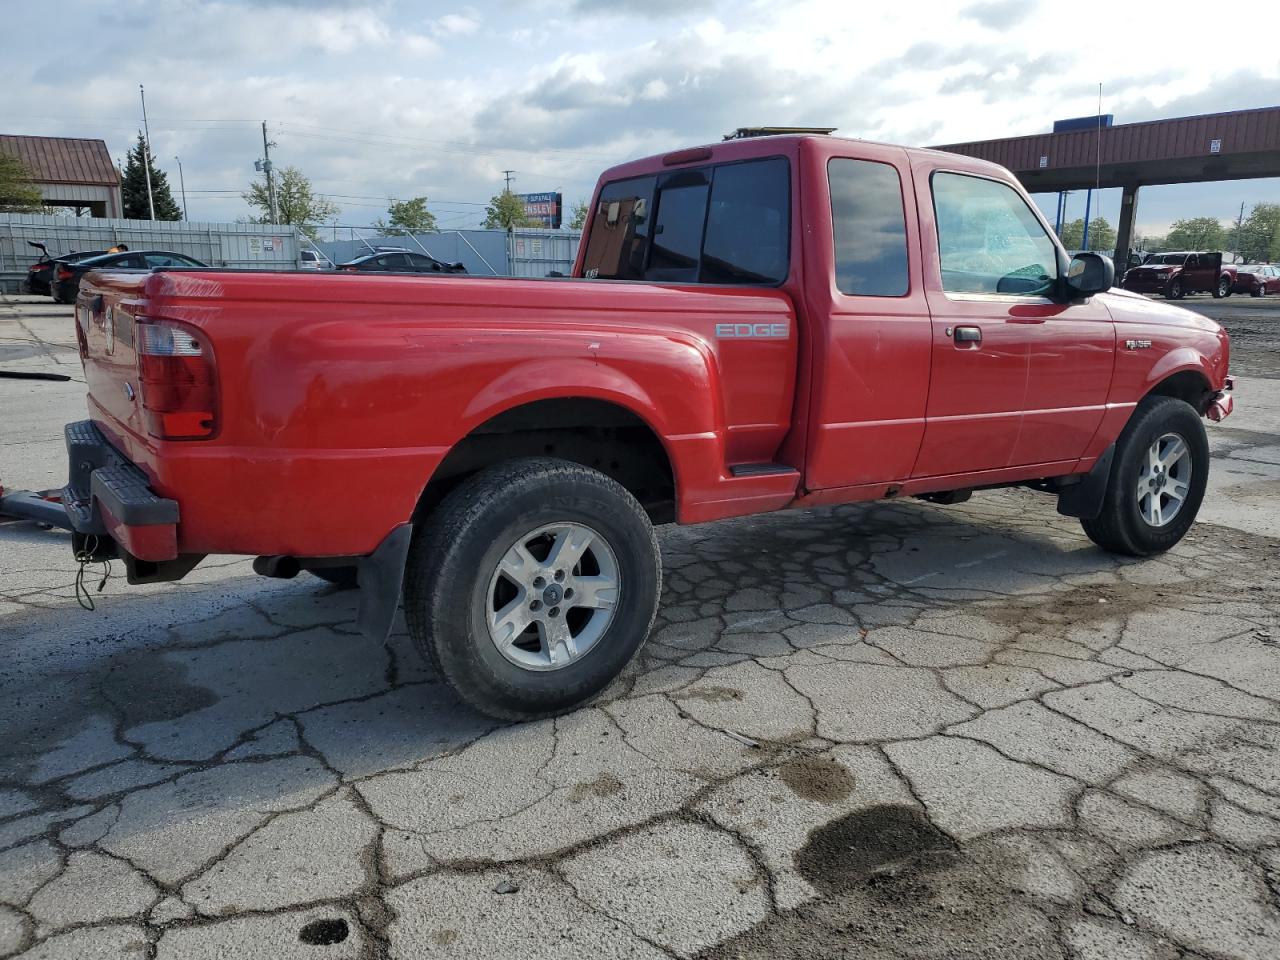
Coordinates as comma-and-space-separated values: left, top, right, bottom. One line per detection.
375, 196, 438, 236
1163, 217, 1227, 252
243, 165, 338, 239
1228, 203, 1280, 263
482, 190, 538, 230
568, 198, 590, 231
120, 132, 182, 221
0, 151, 42, 212
1059, 217, 1115, 252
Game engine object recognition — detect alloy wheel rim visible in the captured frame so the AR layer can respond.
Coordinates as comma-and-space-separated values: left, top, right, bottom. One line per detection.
485, 522, 620, 671
1136, 432, 1192, 528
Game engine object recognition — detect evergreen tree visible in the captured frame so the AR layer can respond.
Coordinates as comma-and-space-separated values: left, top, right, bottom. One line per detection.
120, 132, 182, 221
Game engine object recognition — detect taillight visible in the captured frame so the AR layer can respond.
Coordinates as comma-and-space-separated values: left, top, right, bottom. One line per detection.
31, 262, 51, 272
56, 266, 73, 280
135, 319, 218, 440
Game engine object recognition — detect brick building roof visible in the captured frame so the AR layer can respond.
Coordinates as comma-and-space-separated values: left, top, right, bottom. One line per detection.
0, 134, 119, 187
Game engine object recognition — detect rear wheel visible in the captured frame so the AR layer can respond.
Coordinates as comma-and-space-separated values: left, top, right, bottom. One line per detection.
403, 457, 661, 720
1081, 396, 1208, 556
1213, 277, 1230, 299
1165, 278, 1184, 300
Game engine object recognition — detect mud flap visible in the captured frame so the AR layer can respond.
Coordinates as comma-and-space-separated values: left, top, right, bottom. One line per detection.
1056, 444, 1115, 520
356, 523, 413, 642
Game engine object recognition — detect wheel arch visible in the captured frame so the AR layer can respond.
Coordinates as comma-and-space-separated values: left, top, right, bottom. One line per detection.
1144, 366, 1215, 416
415, 395, 678, 525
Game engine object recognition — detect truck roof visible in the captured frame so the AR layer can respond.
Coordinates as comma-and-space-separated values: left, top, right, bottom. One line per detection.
597, 132, 1013, 184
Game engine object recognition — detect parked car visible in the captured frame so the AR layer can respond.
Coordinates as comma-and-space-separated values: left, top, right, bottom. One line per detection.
50, 133, 1232, 720
337, 250, 466, 274
1121, 251, 1236, 299
299, 250, 333, 271
1232, 263, 1280, 297
49, 250, 207, 303
22, 242, 108, 296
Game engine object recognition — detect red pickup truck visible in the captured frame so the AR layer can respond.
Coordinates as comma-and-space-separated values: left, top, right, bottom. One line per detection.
53, 133, 1233, 718
1121, 251, 1236, 300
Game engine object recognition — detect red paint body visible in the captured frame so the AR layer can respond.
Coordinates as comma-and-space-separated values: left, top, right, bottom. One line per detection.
74, 135, 1232, 565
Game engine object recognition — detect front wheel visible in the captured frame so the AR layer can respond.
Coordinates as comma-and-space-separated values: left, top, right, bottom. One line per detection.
1213, 277, 1230, 299
1253, 284, 1266, 298
1166, 278, 1184, 300
403, 457, 661, 720
1081, 396, 1209, 556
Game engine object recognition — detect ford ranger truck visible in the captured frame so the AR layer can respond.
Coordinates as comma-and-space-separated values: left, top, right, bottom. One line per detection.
63, 133, 1233, 719
1121, 250, 1236, 300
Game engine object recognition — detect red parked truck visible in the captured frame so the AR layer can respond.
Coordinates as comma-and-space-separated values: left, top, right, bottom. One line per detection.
36, 133, 1234, 718
1121, 251, 1237, 300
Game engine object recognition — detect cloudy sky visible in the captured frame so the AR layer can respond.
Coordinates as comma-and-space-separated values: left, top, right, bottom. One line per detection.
4, 0, 1278, 237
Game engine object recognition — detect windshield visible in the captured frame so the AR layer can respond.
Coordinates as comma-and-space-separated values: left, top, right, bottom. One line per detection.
1149, 254, 1188, 265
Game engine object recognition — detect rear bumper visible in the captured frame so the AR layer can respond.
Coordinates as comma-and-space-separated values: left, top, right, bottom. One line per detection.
62, 420, 180, 562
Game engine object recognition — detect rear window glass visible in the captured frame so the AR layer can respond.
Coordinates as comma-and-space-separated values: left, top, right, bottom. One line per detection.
581, 157, 789, 285
828, 158, 909, 297
580, 175, 656, 281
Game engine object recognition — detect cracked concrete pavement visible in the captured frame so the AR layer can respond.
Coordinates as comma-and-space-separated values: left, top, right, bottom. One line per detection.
1, 292, 1278, 958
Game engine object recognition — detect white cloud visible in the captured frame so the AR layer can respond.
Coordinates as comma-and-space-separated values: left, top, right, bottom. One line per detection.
2, 0, 1276, 233
434, 13, 480, 36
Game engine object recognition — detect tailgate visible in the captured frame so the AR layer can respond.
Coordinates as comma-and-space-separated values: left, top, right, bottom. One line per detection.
77, 272, 151, 443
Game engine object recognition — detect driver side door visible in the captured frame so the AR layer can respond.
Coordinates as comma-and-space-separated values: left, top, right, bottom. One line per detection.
911, 168, 1061, 477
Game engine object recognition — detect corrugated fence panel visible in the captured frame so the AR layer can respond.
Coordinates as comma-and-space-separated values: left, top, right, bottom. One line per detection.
0, 214, 301, 286
508, 229, 580, 278
313, 228, 581, 278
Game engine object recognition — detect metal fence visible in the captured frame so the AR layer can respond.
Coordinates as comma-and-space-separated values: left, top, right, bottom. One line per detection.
0, 214, 302, 292
313, 227, 581, 278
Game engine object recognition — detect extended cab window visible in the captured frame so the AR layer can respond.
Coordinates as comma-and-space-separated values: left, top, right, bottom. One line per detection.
932, 172, 1058, 296
828, 158, 909, 296
581, 157, 789, 285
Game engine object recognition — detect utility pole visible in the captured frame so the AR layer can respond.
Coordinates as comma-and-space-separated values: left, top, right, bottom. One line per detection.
173, 155, 188, 221
261, 122, 278, 224
502, 169, 515, 193
139, 84, 156, 220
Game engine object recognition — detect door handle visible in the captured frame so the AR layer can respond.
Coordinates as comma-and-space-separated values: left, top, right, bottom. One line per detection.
951, 325, 982, 344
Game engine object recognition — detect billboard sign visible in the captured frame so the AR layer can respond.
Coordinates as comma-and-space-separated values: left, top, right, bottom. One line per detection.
518, 192, 562, 229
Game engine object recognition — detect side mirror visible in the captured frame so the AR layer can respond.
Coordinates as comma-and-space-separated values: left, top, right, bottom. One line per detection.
1065, 252, 1114, 297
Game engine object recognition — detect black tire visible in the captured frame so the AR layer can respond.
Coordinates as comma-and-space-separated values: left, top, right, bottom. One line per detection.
1253, 285, 1265, 298
309, 567, 359, 589
1165, 278, 1184, 300
1080, 396, 1209, 557
403, 457, 661, 720
1213, 277, 1230, 299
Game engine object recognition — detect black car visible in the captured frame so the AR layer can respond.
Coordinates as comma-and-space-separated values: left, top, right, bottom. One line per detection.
337, 250, 466, 274
23, 242, 109, 296
49, 250, 207, 304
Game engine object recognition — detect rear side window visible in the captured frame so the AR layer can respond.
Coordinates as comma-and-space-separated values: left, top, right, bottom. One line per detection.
932, 172, 1058, 296
701, 158, 789, 284
581, 157, 789, 285
646, 172, 709, 282
828, 158, 909, 296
